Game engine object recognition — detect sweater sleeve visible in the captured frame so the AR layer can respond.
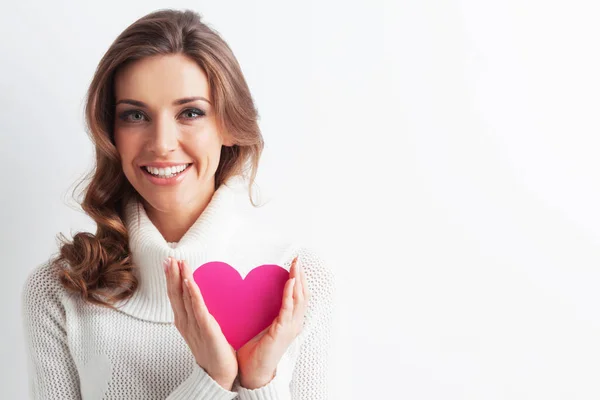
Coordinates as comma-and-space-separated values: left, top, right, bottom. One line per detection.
233, 247, 336, 400
165, 362, 239, 400
21, 261, 82, 399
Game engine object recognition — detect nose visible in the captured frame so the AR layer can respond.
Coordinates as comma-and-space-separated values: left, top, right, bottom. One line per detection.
146, 114, 178, 156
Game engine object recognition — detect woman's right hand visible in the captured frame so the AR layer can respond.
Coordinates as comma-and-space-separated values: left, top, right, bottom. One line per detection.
165, 257, 238, 390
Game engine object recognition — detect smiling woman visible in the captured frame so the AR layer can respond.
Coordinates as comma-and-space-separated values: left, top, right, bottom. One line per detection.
20, 8, 335, 400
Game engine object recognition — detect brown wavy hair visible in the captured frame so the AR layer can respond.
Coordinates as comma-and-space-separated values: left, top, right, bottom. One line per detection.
49, 9, 264, 309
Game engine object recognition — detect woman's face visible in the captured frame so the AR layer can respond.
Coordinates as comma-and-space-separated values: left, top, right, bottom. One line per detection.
113, 53, 233, 212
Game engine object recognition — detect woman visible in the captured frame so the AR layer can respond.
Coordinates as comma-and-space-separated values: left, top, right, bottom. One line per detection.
21, 9, 335, 399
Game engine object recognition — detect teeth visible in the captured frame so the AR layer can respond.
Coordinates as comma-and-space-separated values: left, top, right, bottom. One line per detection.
144, 164, 189, 177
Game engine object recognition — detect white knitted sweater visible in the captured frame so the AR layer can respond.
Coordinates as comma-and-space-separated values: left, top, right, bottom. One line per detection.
21, 176, 336, 399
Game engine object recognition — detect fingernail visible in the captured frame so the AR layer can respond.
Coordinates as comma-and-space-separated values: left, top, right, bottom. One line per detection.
163, 258, 170, 274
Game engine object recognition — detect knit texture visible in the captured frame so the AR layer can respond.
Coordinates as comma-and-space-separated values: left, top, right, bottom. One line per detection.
21, 175, 336, 399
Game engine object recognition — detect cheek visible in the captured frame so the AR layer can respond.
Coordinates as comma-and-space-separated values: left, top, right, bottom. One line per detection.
186, 129, 223, 154
113, 133, 138, 167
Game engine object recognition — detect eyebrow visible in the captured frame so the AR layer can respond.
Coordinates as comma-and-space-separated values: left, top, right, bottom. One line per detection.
115, 96, 212, 107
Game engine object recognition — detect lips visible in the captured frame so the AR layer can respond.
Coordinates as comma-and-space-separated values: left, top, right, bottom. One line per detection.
141, 162, 193, 168
141, 164, 192, 176
142, 163, 191, 177
140, 163, 193, 186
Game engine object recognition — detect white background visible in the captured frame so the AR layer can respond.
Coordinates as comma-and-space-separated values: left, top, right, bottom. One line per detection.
2, 0, 600, 399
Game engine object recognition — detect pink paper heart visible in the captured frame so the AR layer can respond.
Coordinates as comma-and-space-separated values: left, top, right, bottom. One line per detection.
192, 261, 290, 350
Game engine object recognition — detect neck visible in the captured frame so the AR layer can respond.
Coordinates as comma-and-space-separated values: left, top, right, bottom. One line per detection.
141, 179, 215, 243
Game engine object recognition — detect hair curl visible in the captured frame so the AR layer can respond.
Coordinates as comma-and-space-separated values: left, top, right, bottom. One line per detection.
49, 9, 264, 309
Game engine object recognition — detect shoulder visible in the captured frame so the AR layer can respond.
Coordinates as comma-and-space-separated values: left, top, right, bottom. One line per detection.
21, 259, 69, 314
291, 245, 336, 297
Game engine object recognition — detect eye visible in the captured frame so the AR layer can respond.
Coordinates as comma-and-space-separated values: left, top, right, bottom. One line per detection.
180, 108, 206, 120
119, 110, 147, 123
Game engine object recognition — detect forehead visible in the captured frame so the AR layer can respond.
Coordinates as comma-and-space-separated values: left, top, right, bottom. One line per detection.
114, 53, 210, 102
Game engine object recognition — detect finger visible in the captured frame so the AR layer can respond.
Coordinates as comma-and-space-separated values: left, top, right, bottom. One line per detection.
278, 277, 296, 325
180, 259, 195, 285
291, 256, 298, 279
182, 279, 194, 318
292, 265, 305, 322
289, 256, 301, 300
165, 257, 174, 299
293, 261, 304, 305
170, 256, 183, 297
299, 258, 310, 301
180, 268, 196, 328
166, 257, 188, 326
181, 260, 209, 324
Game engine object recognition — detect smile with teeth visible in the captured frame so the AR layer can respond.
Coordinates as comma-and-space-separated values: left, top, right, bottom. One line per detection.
143, 163, 192, 178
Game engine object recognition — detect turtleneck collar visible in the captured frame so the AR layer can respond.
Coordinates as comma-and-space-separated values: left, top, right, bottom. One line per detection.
112, 175, 253, 323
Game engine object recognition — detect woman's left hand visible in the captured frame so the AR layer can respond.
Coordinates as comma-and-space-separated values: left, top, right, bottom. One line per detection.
236, 256, 310, 389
